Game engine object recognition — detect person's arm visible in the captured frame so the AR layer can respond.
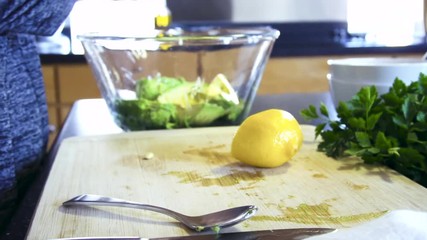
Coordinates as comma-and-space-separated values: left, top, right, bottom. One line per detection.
0, 0, 76, 36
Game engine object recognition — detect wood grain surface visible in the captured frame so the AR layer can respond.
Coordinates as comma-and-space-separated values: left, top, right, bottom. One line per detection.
26, 125, 427, 239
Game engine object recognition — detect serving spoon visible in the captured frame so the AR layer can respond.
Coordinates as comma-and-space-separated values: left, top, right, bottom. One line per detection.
63, 194, 257, 232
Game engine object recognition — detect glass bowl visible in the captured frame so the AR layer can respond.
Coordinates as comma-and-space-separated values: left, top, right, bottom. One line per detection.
78, 26, 280, 131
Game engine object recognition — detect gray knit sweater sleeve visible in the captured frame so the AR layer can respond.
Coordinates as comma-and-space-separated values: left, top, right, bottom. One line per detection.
0, 0, 75, 35
0, 0, 76, 230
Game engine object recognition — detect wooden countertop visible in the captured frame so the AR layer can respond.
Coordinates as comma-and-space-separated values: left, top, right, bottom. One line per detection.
26, 124, 427, 239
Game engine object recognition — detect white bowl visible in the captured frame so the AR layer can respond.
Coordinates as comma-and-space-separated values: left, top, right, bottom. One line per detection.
328, 77, 391, 107
328, 57, 427, 85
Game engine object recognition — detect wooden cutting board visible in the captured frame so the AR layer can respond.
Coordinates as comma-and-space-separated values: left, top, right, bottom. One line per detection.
27, 125, 427, 239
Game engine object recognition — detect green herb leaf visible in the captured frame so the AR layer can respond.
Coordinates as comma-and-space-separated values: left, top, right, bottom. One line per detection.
374, 131, 391, 150
300, 105, 319, 120
348, 117, 366, 130
314, 123, 327, 139
402, 95, 417, 122
319, 103, 329, 118
418, 73, 427, 94
355, 131, 371, 148
367, 112, 382, 130
392, 115, 408, 130
300, 73, 427, 187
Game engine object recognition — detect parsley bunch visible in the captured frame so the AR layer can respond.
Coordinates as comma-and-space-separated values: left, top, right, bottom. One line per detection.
301, 73, 427, 187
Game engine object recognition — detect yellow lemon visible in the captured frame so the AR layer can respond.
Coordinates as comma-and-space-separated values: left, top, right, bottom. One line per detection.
231, 109, 303, 168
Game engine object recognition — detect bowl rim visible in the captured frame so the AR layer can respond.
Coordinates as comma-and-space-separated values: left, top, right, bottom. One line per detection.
77, 26, 280, 43
327, 57, 427, 67
327, 75, 393, 86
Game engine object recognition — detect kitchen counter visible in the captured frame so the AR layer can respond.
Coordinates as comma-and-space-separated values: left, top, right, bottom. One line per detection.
1, 92, 335, 240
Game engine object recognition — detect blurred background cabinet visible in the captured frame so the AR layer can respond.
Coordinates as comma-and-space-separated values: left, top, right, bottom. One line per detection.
42, 64, 101, 147
260, 53, 422, 94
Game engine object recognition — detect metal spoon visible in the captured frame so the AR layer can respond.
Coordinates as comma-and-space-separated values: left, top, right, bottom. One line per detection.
63, 194, 257, 232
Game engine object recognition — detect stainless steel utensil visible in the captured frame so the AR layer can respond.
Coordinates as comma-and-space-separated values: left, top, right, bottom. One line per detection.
63, 194, 257, 231
50, 227, 336, 240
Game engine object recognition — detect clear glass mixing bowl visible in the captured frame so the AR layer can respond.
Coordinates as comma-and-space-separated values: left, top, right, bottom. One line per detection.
78, 26, 280, 131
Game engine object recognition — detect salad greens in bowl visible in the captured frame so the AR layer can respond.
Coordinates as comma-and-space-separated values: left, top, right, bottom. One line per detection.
78, 26, 279, 130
